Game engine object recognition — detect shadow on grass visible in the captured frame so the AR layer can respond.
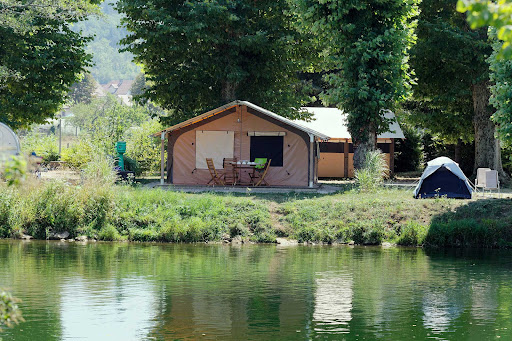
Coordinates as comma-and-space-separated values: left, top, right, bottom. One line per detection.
424, 198, 512, 248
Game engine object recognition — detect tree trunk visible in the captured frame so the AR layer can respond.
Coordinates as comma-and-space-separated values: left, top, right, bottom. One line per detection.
221, 81, 237, 103
472, 82, 507, 181
353, 128, 377, 170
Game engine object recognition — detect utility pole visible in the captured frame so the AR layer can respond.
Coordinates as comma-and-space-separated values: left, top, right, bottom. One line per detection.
59, 112, 62, 155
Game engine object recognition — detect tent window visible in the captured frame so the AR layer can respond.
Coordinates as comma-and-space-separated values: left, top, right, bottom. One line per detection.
250, 136, 283, 167
377, 143, 390, 153
195, 131, 234, 169
319, 142, 344, 153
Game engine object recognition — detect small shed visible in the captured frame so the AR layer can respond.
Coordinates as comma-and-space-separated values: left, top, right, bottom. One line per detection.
295, 108, 405, 178
155, 101, 329, 187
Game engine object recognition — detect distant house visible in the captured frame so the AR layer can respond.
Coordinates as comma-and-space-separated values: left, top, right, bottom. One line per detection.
100, 80, 134, 106
296, 107, 405, 178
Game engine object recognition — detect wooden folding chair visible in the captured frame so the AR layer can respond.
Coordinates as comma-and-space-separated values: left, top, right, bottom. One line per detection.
206, 158, 225, 186
249, 159, 271, 186
223, 158, 239, 186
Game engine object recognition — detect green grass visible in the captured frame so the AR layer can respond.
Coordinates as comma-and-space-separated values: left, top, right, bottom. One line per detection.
1, 181, 511, 248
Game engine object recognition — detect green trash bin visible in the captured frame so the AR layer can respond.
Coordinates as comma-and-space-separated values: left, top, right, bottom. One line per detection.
115, 141, 127, 171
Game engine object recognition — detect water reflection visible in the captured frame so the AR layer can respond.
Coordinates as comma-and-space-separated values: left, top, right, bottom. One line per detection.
60, 277, 158, 340
0, 241, 512, 340
313, 272, 352, 333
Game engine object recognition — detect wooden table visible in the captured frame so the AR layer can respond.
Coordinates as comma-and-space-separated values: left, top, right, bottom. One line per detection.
230, 161, 256, 186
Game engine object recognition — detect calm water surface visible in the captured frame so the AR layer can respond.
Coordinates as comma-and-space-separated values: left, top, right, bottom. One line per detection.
1, 240, 511, 340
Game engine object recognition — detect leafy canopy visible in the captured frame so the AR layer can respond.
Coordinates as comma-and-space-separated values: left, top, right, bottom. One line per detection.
116, 0, 312, 125
457, 0, 512, 58
409, 0, 491, 143
290, 0, 418, 144
0, 0, 100, 129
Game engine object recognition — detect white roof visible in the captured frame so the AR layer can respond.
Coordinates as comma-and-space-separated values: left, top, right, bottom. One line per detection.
155, 100, 330, 140
294, 107, 405, 139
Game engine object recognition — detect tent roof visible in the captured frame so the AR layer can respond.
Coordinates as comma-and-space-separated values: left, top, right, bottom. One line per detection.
154, 101, 330, 140
295, 107, 405, 139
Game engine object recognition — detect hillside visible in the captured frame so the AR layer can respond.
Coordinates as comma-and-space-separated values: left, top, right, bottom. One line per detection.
73, 0, 140, 83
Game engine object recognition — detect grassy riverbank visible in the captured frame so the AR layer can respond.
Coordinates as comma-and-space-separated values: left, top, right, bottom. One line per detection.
1, 181, 511, 248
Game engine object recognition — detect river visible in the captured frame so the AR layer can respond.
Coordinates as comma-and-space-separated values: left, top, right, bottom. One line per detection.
0, 240, 511, 340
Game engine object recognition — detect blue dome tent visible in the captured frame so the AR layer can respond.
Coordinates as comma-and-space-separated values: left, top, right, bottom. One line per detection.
414, 157, 473, 199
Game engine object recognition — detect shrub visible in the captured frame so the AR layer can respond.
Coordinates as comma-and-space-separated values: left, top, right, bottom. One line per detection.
61, 139, 95, 169
82, 154, 117, 186
20, 132, 59, 163
397, 221, 427, 246
355, 150, 387, 192
98, 224, 123, 241
348, 221, 385, 245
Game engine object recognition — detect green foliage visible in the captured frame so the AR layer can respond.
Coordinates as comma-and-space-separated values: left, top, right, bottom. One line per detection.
20, 132, 59, 163
409, 0, 489, 144
397, 221, 427, 246
1, 155, 27, 187
0, 289, 23, 332
124, 119, 163, 174
394, 124, 422, 172
0, 1, 100, 129
457, 0, 512, 58
355, 150, 388, 192
68, 72, 97, 105
116, 0, 312, 124
291, 0, 418, 150
69, 95, 148, 155
82, 154, 117, 186
489, 34, 512, 147
60, 139, 95, 169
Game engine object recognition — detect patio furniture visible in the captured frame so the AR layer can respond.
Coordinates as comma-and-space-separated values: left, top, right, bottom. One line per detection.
475, 168, 500, 197
249, 159, 271, 186
223, 158, 239, 185
230, 161, 257, 186
206, 158, 225, 186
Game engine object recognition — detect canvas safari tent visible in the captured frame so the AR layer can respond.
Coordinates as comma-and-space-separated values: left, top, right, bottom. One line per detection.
414, 157, 473, 199
295, 107, 405, 178
155, 101, 329, 187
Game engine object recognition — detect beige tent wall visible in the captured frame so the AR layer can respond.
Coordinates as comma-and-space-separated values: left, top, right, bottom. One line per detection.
169, 105, 311, 186
318, 138, 393, 178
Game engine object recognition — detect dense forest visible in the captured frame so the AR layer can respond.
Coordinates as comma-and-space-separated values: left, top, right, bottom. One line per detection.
73, 0, 139, 83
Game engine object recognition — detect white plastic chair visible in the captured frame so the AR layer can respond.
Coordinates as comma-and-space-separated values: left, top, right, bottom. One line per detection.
475, 168, 500, 197
475, 168, 490, 191
484, 170, 500, 197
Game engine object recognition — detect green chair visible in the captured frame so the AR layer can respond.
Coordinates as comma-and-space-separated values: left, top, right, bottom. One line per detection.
254, 158, 267, 170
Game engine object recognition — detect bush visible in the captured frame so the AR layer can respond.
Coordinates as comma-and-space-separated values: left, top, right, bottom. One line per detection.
124, 119, 163, 175
82, 154, 117, 186
397, 221, 427, 246
61, 139, 95, 169
355, 150, 387, 192
20, 132, 59, 163
348, 221, 385, 245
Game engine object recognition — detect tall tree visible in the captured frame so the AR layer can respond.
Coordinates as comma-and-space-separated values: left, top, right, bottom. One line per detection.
290, 0, 418, 168
116, 0, 312, 125
0, 0, 100, 129
69, 72, 98, 105
411, 0, 506, 178
489, 35, 512, 148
